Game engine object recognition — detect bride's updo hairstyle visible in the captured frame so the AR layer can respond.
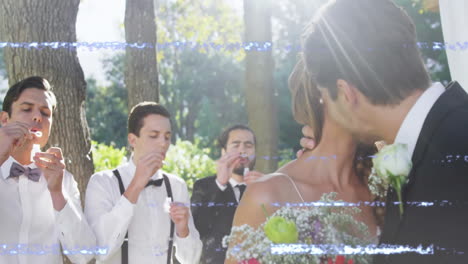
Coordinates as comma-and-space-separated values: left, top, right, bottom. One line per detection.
289, 56, 324, 144
289, 57, 384, 227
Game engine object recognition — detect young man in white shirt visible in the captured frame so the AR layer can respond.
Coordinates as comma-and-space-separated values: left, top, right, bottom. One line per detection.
85, 102, 202, 264
0, 76, 96, 264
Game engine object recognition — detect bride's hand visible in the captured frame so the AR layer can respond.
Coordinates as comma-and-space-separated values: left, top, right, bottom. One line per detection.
297, 125, 316, 158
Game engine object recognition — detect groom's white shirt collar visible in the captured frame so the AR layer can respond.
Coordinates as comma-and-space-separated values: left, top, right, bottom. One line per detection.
394, 82, 445, 159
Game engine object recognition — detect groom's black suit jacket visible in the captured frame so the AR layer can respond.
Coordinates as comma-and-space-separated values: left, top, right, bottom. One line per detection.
375, 82, 468, 264
191, 175, 238, 264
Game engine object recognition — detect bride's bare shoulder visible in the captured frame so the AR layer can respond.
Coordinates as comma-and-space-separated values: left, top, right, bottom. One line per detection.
243, 159, 306, 202
251, 158, 301, 186
242, 174, 284, 199
250, 172, 292, 193
254, 172, 289, 183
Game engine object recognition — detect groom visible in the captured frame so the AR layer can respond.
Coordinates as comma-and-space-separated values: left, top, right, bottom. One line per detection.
299, 0, 468, 263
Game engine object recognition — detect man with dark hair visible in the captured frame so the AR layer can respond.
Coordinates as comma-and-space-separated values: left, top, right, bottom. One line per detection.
191, 124, 264, 264
85, 101, 202, 264
300, 0, 468, 263
0, 76, 96, 264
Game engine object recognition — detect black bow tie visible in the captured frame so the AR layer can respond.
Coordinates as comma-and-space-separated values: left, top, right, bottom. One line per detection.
235, 184, 246, 200
146, 178, 164, 187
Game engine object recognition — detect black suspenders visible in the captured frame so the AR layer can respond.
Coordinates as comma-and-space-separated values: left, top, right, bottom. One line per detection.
163, 175, 175, 264
112, 169, 175, 264
112, 170, 129, 264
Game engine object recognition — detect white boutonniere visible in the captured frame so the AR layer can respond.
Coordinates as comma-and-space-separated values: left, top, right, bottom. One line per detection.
369, 143, 412, 217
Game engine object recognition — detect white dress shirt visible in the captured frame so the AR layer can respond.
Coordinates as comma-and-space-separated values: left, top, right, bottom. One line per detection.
0, 156, 97, 264
215, 178, 246, 202
85, 158, 202, 264
394, 82, 446, 158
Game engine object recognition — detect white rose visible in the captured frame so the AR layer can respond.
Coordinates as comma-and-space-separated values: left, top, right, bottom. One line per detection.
372, 143, 412, 180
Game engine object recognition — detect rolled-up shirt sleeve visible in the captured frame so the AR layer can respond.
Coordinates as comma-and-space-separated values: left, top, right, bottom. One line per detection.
84, 172, 135, 261
174, 181, 202, 264
55, 171, 97, 264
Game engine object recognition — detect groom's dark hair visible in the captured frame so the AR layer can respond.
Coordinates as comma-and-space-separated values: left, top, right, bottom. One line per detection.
302, 0, 431, 105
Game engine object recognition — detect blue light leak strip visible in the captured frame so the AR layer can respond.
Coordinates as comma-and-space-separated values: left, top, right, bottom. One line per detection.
270, 244, 435, 255
0, 244, 108, 255
143, 200, 459, 208
250, 153, 468, 163
0, 41, 467, 52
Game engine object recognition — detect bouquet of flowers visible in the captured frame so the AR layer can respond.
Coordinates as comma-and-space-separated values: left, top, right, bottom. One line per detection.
223, 193, 374, 264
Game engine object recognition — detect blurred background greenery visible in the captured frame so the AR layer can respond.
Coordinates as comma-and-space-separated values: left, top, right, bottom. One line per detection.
1, 0, 449, 185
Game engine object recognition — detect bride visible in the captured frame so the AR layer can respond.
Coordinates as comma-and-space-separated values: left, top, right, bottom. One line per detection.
225, 57, 382, 263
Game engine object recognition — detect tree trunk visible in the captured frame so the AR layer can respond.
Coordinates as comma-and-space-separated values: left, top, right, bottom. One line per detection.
124, 0, 159, 110
243, 0, 278, 173
0, 1, 94, 263
0, 0, 94, 204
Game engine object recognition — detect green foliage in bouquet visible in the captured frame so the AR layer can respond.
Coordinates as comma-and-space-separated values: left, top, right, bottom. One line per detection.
223, 193, 374, 264
163, 139, 216, 194
91, 141, 128, 172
